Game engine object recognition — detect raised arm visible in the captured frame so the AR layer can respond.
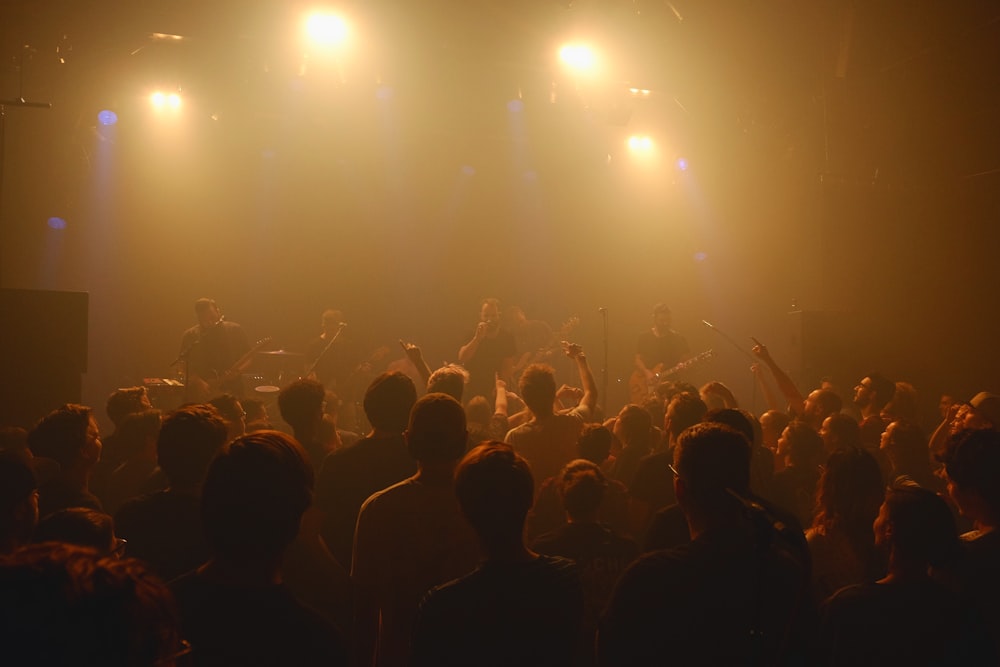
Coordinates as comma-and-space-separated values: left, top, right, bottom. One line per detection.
564, 341, 598, 419
399, 339, 432, 387
751, 363, 782, 411
494, 374, 509, 417
457, 322, 487, 364
751, 340, 805, 417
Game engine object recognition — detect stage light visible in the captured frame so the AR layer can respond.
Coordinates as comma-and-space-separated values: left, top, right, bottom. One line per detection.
677, 158, 689, 171
149, 91, 182, 110
375, 85, 393, 101
507, 99, 524, 113
97, 110, 118, 126
461, 165, 476, 176
628, 87, 652, 97
627, 135, 654, 152
305, 12, 349, 47
47, 217, 67, 230
559, 44, 597, 74
694, 251, 707, 262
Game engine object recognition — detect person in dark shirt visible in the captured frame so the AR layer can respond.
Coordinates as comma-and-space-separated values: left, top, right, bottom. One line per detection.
822, 484, 994, 665
28, 404, 103, 518
943, 429, 1000, 652
171, 431, 347, 666
278, 378, 329, 470
457, 297, 518, 401
178, 298, 251, 402
628, 392, 706, 540
115, 404, 228, 581
533, 459, 638, 666
0, 543, 185, 666
315, 371, 418, 567
411, 442, 584, 667
631, 303, 689, 404
852, 373, 895, 450
599, 423, 812, 666
609, 404, 653, 489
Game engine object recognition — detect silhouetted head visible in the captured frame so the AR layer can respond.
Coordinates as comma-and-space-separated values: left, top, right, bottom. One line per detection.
201, 431, 313, 565
363, 372, 418, 434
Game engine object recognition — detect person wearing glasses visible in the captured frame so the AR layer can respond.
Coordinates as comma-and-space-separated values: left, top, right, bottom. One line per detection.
599, 423, 813, 666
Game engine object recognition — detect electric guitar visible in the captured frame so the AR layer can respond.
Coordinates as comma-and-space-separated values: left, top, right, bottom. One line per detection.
187, 337, 274, 401
628, 349, 714, 405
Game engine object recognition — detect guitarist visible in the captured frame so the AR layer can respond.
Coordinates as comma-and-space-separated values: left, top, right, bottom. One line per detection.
179, 298, 251, 401
633, 303, 689, 402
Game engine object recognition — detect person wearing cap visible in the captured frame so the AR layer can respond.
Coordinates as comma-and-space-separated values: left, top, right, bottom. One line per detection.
351, 393, 480, 667
929, 391, 1000, 461
959, 392, 1000, 432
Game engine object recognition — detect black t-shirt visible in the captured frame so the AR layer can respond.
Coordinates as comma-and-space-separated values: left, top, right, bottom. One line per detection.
600, 527, 812, 667
115, 490, 207, 582
533, 523, 639, 657
821, 580, 995, 666
179, 321, 251, 380
315, 434, 417, 568
635, 329, 689, 371
464, 329, 517, 401
171, 571, 348, 667
411, 555, 584, 667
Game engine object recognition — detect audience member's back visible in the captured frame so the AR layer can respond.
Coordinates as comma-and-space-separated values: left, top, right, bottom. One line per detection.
352, 393, 480, 667
411, 442, 584, 667
170, 430, 347, 666
316, 371, 418, 567
115, 404, 227, 581
822, 485, 994, 665
532, 459, 638, 665
599, 423, 812, 666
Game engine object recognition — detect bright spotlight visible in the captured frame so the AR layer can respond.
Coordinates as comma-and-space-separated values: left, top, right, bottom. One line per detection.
627, 135, 654, 152
628, 87, 652, 97
306, 12, 349, 47
47, 217, 67, 230
149, 91, 183, 111
559, 44, 597, 73
677, 158, 689, 171
97, 110, 118, 126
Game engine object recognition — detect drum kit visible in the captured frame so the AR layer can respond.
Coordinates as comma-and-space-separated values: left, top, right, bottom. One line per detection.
243, 349, 306, 396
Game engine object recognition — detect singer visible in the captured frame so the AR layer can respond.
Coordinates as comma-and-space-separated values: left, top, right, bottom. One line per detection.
178, 297, 251, 401
457, 297, 517, 401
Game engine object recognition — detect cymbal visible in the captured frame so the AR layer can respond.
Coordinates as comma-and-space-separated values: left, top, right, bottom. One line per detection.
257, 350, 304, 357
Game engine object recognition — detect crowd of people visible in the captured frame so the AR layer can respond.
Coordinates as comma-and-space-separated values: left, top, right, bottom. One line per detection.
1, 297, 999, 665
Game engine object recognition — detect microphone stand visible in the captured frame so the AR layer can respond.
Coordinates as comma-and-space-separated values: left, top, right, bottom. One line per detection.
702, 320, 758, 413
305, 323, 346, 378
